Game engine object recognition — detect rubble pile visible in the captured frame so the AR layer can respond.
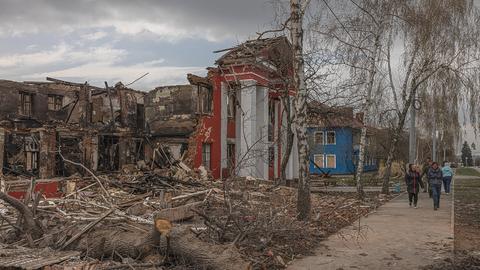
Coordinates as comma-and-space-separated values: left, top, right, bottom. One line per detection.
0, 167, 391, 270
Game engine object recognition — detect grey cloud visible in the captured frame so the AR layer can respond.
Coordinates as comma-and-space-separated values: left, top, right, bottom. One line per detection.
0, 0, 278, 41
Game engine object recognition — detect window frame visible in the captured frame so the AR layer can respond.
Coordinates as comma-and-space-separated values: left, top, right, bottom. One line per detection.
47, 94, 63, 111
227, 91, 236, 119
197, 84, 213, 115
326, 154, 336, 168
326, 131, 336, 145
313, 154, 325, 168
202, 143, 212, 169
18, 92, 34, 117
314, 131, 324, 145
227, 143, 235, 170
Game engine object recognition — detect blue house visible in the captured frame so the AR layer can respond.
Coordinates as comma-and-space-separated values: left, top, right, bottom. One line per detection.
307, 105, 378, 175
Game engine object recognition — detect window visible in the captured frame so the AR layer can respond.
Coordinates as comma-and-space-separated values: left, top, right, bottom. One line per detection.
268, 100, 276, 142
227, 91, 236, 118
227, 143, 235, 169
136, 104, 145, 130
48, 94, 63, 111
314, 131, 324, 144
18, 92, 34, 116
313, 154, 324, 168
269, 146, 275, 167
326, 154, 336, 168
202, 143, 211, 169
326, 131, 336, 145
197, 84, 213, 114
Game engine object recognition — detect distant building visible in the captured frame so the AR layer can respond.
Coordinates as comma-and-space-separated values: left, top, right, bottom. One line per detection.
307, 104, 378, 175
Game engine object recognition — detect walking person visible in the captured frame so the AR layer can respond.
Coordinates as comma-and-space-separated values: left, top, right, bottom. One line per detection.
427, 162, 443, 210
441, 162, 454, 194
421, 157, 433, 197
405, 164, 424, 208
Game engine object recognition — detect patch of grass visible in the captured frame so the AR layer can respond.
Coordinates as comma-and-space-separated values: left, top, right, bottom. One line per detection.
454, 176, 480, 253
456, 167, 480, 177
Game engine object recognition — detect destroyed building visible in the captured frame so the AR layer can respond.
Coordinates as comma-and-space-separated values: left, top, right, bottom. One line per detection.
0, 78, 146, 195
145, 36, 299, 181
0, 36, 299, 191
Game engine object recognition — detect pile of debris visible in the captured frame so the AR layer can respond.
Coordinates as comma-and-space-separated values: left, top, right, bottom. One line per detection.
0, 166, 391, 269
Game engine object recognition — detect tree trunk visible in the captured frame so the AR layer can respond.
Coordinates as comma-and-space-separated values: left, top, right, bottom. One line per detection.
381, 131, 399, 194
290, 0, 311, 220
355, 126, 368, 200
77, 226, 251, 270
382, 80, 418, 194
0, 191, 44, 240
280, 94, 295, 185
355, 26, 382, 201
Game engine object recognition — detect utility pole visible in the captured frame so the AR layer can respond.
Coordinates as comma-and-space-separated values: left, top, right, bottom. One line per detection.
408, 100, 416, 164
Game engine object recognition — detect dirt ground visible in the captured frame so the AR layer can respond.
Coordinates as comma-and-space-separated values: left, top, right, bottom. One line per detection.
287, 191, 454, 270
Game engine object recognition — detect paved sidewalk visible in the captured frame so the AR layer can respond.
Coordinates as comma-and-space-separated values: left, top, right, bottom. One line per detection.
288, 191, 453, 270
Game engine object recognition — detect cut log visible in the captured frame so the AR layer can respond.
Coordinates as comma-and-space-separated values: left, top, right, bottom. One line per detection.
76, 222, 251, 270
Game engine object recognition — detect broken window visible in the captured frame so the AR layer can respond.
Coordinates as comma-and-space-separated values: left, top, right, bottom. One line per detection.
197, 84, 213, 114
227, 91, 236, 118
326, 131, 336, 145
313, 154, 324, 168
48, 94, 63, 111
227, 143, 235, 170
98, 135, 120, 171
136, 104, 145, 130
326, 154, 336, 168
314, 131, 324, 145
24, 136, 39, 172
56, 136, 83, 177
269, 146, 275, 168
18, 92, 34, 117
202, 143, 211, 169
268, 100, 276, 142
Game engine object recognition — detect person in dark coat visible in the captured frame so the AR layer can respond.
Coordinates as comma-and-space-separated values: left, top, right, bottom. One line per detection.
405, 164, 424, 208
421, 157, 433, 197
427, 162, 443, 210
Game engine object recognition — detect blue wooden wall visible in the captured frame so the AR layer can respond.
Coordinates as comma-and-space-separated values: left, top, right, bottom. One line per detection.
308, 127, 378, 175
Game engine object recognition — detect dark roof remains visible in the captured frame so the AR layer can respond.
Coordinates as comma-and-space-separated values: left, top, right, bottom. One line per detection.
215, 36, 292, 69
307, 102, 364, 129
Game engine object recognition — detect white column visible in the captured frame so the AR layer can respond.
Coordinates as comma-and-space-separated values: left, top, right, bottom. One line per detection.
255, 86, 269, 179
284, 100, 299, 180
220, 82, 228, 178
236, 80, 257, 177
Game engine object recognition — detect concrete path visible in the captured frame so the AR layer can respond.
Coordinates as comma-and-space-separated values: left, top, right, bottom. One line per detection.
288, 191, 453, 270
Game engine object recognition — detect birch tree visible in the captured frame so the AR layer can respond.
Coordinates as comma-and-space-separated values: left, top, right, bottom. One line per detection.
290, 0, 311, 220
309, 0, 395, 200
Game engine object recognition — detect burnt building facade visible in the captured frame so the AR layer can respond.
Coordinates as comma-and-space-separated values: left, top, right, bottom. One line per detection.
0, 78, 146, 179
1, 36, 299, 184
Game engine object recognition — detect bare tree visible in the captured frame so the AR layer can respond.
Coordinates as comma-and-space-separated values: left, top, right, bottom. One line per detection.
290, 0, 311, 220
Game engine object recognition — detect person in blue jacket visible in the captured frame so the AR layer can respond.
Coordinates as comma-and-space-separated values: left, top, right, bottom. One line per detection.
441, 161, 454, 194
427, 162, 443, 211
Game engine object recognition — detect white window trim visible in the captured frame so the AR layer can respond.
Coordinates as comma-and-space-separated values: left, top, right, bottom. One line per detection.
314, 131, 324, 145
326, 131, 336, 145
326, 154, 336, 168
313, 154, 325, 168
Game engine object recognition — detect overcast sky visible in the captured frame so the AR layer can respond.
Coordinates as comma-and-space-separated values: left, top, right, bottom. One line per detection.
0, 0, 278, 90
